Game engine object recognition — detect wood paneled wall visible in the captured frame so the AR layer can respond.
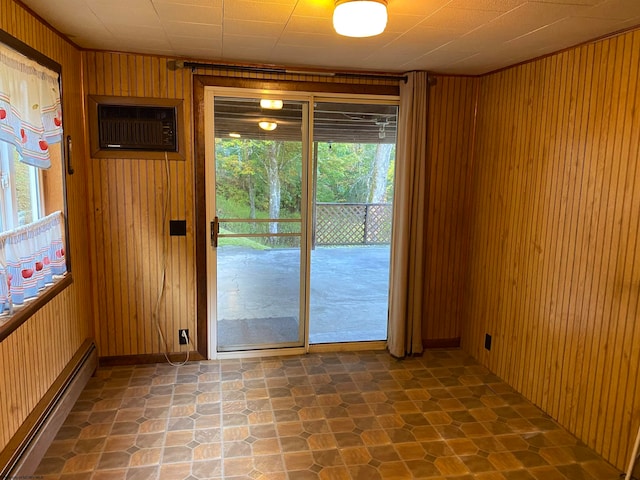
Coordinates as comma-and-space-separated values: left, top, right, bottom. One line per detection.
463, 29, 640, 469
423, 76, 478, 344
84, 52, 196, 357
0, 0, 92, 454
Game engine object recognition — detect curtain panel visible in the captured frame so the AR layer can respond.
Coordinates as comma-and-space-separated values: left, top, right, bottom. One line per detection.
0, 210, 66, 316
387, 71, 431, 358
0, 42, 62, 169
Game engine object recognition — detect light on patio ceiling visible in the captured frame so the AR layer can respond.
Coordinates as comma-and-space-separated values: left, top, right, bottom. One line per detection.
258, 121, 278, 131
333, 0, 388, 38
260, 99, 283, 110
229, 132, 241, 138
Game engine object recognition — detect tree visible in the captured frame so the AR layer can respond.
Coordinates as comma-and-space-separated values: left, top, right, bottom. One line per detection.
316, 142, 369, 202
215, 136, 394, 242
242, 141, 257, 219
265, 141, 282, 234
215, 138, 259, 220
368, 143, 394, 203
315, 142, 395, 204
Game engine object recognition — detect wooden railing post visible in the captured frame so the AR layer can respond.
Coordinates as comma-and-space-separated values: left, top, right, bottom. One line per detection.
364, 204, 369, 245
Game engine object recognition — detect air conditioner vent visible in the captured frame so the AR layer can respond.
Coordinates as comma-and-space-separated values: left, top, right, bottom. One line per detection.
97, 104, 178, 152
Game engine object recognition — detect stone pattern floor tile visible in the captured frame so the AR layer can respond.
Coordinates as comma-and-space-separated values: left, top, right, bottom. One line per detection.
35, 350, 621, 479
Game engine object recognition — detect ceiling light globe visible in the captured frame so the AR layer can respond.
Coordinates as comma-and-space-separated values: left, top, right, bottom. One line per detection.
260, 99, 284, 110
333, 0, 388, 38
258, 121, 278, 131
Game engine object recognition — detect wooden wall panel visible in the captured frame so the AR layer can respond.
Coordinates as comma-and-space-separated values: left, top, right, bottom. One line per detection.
0, 288, 82, 449
0, 0, 92, 455
423, 76, 478, 344
84, 52, 196, 357
462, 29, 640, 470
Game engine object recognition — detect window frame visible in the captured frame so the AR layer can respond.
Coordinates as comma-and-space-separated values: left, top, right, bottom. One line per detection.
0, 28, 73, 342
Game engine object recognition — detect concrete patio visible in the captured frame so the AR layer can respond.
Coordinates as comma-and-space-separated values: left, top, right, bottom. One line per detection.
216, 245, 390, 349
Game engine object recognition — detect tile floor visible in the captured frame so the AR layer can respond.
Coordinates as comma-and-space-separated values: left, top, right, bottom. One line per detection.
35, 349, 622, 479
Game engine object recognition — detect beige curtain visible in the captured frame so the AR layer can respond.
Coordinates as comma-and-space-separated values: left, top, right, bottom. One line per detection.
387, 71, 430, 358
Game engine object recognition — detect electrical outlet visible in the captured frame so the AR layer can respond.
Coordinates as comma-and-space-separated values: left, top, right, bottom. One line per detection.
179, 329, 189, 345
484, 333, 492, 351
170, 220, 187, 236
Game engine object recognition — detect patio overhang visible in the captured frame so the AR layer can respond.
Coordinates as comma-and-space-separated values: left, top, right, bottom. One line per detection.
214, 97, 397, 144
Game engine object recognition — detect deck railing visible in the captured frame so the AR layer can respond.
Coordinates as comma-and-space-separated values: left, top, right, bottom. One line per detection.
314, 203, 392, 246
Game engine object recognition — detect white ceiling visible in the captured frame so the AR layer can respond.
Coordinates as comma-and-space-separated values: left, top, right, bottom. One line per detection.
19, 0, 640, 75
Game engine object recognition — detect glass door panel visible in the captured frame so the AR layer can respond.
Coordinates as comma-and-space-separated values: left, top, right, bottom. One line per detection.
212, 95, 307, 352
309, 101, 398, 343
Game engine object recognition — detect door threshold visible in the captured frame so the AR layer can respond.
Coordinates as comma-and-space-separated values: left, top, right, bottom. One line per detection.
211, 346, 306, 360
210, 341, 387, 359
309, 341, 387, 353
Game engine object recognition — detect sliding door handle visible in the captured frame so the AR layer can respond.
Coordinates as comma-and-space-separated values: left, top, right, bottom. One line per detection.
211, 216, 219, 248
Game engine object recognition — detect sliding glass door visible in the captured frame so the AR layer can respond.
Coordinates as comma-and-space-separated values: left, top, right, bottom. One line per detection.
208, 94, 308, 352
309, 101, 398, 343
205, 89, 398, 354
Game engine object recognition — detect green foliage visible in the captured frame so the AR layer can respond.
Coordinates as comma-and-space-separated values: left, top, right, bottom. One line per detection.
316, 142, 395, 203
278, 141, 302, 214
317, 143, 365, 202
214, 137, 395, 249
14, 159, 34, 225
215, 139, 257, 215
386, 161, 396, 200
215, 138, 302, 217
218, 227, 270, 250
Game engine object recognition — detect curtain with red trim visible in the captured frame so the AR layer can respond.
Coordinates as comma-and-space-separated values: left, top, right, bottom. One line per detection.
0, 211, 66, 316
0, 42, 62, 169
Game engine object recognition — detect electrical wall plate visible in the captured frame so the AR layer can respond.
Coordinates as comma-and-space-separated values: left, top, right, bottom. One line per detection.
170, 220, 187, 236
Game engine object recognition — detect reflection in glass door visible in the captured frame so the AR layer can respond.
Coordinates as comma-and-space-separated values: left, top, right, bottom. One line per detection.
210, 94, 308, 352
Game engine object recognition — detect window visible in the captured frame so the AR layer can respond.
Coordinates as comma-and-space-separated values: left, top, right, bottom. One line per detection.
0, 142, 43, 231
0, 31, 68, 325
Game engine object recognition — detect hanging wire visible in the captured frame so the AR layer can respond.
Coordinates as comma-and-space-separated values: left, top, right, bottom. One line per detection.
154, 151, 190, 367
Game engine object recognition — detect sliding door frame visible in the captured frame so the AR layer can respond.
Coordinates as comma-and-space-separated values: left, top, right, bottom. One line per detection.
193, 75, 399, 359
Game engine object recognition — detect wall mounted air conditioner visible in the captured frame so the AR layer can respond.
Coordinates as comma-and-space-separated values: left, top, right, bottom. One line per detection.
88, 95, 184, 160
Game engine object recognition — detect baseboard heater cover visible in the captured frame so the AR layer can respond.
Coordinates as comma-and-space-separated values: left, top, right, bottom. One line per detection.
0, 339, 97, 476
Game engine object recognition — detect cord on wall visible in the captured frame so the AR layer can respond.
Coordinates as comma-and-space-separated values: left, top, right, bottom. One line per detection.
625, 425, 640, 480
153, 151, 190, 367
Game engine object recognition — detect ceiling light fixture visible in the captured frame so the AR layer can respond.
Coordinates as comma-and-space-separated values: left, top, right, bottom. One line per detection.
260, 99, 284, 110
333, 0, 388, 38
258, 121, 278, 131
229, 132, 241, 138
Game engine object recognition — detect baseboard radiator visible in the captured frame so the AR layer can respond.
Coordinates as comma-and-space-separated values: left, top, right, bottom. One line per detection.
0, 339, 97, 477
